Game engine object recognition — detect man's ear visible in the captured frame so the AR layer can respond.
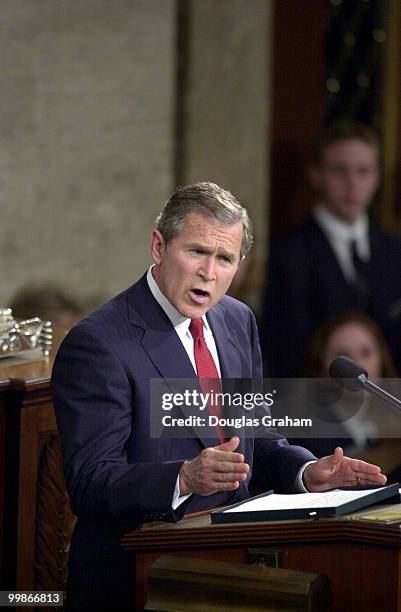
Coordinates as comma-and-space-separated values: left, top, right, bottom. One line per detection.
150, 229, 165, 264
308, 163, 323, 191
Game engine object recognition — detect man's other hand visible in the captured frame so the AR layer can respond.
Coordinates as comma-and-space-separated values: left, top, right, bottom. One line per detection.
303, 446, 387, 492
179, 436, 250, 496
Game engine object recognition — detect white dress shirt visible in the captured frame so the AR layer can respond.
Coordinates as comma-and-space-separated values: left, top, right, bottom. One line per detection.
313, 205, 370, 283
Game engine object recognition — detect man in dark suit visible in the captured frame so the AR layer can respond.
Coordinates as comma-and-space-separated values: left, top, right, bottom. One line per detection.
51, 181, 386, 610
262, 120, 401, 377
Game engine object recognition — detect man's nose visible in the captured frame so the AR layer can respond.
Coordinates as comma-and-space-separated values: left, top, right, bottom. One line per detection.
345, 170, 360, 189
198, 257, 216, 280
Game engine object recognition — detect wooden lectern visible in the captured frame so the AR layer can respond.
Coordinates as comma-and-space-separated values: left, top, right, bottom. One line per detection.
121, 508, 401, 612
0, 352, 75, 599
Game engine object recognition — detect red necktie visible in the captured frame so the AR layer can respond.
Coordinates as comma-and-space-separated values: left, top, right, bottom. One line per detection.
189, 319, 226, 443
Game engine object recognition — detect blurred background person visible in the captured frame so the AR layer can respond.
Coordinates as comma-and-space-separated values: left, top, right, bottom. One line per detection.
261, 120, 401, 378
306, 309, 397, 380
292, 310, 401, 482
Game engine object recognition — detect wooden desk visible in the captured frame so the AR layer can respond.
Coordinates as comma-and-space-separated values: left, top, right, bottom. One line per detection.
122, 510, 401, 612
0, 351, 75, 595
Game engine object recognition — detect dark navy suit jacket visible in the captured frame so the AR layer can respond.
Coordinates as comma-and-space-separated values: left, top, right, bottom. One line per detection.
262, 217, 401, 377
51, 273, 315, 609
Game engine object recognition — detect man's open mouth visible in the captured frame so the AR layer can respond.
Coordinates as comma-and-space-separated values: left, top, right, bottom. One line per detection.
189, 289, 210, 303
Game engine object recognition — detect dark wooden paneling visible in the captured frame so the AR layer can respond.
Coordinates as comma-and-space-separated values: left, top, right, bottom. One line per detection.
0, 380, 9, 587
270, 1, 326, 241
0, 352, 75, 611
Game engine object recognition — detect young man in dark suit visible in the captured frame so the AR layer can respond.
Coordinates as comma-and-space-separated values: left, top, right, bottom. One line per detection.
262, 121, 401, 377
52, 181, 386, 610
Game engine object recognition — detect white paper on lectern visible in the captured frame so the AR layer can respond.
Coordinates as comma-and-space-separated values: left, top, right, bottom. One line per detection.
225, 489, 379, 513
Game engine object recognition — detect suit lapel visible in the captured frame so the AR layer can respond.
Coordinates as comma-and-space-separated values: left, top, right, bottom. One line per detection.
127, 277, 222, 446
141, 325, 196, 380
207, 302, 242, 378
127, 275, 195, 379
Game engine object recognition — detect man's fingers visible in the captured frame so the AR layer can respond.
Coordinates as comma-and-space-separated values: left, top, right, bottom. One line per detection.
333, 446, 344, 462
350, 458, 382, 475
366, 473, 387, 484
204, 447, 245, 464
211, 460, 249, 473
224, 461, 249, 473
211, 450, 245, 463
182, 438, 250, 496
319, 447, 344, 468
214, 436, 240, 452
213, 481, 240, 491
212, 470, 248, 483
354, 472, 387, 485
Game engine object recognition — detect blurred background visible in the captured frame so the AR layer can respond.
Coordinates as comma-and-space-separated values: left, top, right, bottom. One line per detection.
1, 0, 400, 315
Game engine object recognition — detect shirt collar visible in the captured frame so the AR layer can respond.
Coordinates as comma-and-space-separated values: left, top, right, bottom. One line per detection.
313, 204, 369, 244
146, 265, 210, 334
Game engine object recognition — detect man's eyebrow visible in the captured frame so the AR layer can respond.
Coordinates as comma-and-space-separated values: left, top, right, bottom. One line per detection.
218, 248, 235, 260
187, 241, 236, 260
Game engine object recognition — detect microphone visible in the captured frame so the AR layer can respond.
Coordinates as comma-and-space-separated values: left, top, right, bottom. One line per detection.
329, 356, 401, 413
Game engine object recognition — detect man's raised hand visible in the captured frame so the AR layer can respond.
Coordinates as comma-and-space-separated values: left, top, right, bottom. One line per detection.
179, 436, 249, 496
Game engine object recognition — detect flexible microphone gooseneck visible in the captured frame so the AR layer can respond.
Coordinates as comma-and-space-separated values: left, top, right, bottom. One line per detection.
329, 356, 401, 413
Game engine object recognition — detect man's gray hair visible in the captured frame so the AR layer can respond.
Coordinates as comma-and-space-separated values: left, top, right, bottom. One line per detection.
155, 182, 253, 259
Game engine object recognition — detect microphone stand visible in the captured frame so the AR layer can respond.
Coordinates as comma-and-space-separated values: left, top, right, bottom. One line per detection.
356, 374, 401, 413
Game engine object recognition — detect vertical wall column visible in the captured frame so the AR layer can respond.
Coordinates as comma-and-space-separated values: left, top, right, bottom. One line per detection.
175, 0, 273, 310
